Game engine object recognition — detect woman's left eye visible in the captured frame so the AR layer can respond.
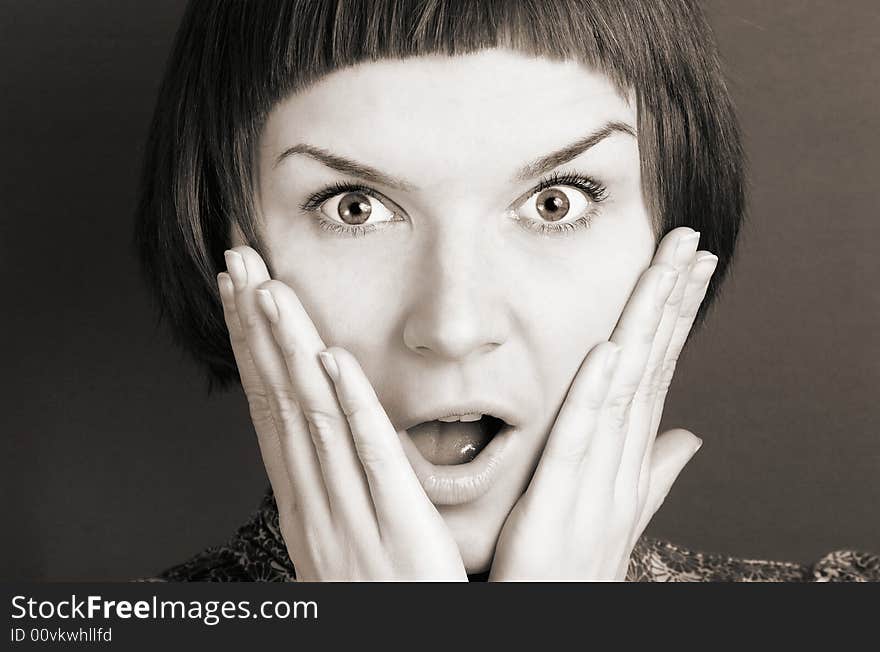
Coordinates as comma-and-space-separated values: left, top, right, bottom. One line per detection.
510, 172, 608, 236
516, 186, 590, 224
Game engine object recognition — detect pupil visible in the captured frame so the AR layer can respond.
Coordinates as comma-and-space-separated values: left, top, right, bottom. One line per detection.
536, 189, 569, 222
338, 192, 372, 225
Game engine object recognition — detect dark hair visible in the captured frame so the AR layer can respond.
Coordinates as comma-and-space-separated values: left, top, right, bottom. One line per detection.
134, 0, 745, 390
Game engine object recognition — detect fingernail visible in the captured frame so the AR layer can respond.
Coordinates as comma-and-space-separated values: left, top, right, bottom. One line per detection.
255, 288, 279, 324
675, 231, 701, 265
604, 343, 622, 377
693, 253, 719, 282
694, 252, 719, 266
224, 250, 247, 289
216, 272, 234, 301
318, 350, 339, 383
656, 266, 677, 301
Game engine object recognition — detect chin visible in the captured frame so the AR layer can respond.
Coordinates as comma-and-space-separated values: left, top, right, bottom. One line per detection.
456, 527, 500, 575
431, 446, 539, 575
440, 504, 512, 575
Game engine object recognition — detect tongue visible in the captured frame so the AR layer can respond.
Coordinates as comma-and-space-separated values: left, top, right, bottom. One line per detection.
408, 420, 492, 465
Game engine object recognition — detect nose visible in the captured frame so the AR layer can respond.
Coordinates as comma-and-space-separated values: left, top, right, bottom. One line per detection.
402, 219, 510, 362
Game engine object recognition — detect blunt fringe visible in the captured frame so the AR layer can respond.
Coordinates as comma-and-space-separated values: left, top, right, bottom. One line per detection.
134, 0, 745, 390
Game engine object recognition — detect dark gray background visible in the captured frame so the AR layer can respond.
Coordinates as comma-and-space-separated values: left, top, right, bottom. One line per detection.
2, 1, 878, 580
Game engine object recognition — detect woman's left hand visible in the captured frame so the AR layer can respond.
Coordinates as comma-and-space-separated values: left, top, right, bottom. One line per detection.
489, 227, 718, 581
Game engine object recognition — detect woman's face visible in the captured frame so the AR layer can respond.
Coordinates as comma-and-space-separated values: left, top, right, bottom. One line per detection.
249, 48, 653, 572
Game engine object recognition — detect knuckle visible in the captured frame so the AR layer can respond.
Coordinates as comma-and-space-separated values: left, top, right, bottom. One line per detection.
616, 323, 653, 348
637, 327, 657, 347
263, 387, 300, 428
656, 362, 678, 394
276, 336, 298, 359
354, 442, 390, 473
605, 396, 632, 430
679, 302, 701, 322
337, 391, 371, 418
606, 391, 634, 413
227, 326, 247, 346
641, 359, 663, 387
220, 303, 238, 323
636, 475, 651, 511
303, 408, 342, 455
273, 400, 302, 431
632, 385, 653, 408
665, 289, 686, 310
242, 309, 264, 331
545, 442, 589, 468
260, 278, 287, 293
606, 378, 638, 412
579, 393, 606, 414
246, 392, 272, 419
303, 406, 338, 431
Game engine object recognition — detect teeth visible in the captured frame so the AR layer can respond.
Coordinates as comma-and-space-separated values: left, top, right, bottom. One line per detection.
438, 413, 483, 423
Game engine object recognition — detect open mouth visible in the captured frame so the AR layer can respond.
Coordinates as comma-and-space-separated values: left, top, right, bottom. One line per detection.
407, 415, 507, 466
399, 406, 518, 505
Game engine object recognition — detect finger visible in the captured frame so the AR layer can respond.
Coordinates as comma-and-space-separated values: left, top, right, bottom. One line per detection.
637, 252, 718, 511
648, 251, 719, 439
616, 228, 700, 504
254, 280, 376, 532
217, 270, 293, 509
225, 247, 331, 529
632, 428, 702, 544
319, 346, 435, 534
586, 263, 678, 488
531, 341, 621, 493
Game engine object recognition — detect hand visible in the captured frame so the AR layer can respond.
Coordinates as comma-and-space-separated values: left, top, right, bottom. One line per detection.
489, 227, 718, 581
217, 246, 467, 581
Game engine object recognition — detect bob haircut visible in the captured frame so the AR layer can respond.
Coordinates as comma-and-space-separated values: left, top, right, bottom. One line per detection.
135, 0, 745, 390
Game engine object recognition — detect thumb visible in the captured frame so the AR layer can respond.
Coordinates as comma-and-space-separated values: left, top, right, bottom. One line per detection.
634, 428, 702, 537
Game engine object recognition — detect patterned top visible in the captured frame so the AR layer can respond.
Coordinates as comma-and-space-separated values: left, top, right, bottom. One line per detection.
154, 488, 880, 582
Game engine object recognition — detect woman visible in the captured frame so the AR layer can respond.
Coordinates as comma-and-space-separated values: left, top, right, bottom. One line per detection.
135, 0, 879, 581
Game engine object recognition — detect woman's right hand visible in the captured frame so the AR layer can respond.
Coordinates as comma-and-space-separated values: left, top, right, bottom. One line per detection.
217, 246, 467, 581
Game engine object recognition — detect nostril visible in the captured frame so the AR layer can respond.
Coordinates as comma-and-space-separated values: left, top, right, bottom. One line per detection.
411, 340, 500, 360
401, 296, 510, 360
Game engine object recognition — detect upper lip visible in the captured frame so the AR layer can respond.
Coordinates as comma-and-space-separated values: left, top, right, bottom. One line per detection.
400, 401, 521, 431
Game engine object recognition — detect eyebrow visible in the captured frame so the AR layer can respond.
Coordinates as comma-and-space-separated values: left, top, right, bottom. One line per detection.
274, 144, 416, 191
513, 120, 636, 181
273, 120, 636, 190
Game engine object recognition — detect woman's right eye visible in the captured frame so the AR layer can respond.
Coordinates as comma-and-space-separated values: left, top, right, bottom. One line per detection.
299, 183, 405, 237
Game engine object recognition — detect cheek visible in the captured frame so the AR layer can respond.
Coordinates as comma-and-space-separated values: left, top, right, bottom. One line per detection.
517, 222, 655, 417
269, 242, 401, 363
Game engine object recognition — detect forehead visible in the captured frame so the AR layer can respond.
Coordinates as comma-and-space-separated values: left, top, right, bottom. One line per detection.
259, 48, 636, 187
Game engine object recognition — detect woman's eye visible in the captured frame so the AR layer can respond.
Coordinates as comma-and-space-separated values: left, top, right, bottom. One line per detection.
514, 185, 592, 225
319, 191, 397, 226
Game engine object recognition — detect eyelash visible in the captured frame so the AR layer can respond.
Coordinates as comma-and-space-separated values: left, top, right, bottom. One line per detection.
299, 181, 392, 238
514, 170, 608, 236
298, 172, 609, 238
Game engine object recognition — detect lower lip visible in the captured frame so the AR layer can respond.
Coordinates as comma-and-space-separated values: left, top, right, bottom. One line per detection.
399, 424, 515, 506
